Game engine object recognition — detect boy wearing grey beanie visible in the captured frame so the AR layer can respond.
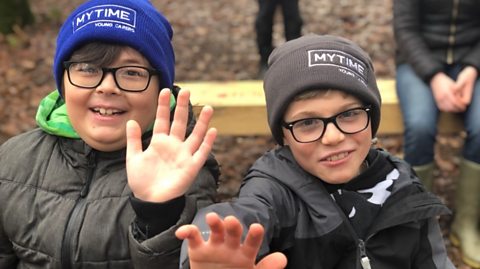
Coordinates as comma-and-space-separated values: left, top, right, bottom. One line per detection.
177, 34, 454, 269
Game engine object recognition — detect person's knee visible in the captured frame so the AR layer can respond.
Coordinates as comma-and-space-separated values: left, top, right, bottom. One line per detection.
404, 117, 436, 136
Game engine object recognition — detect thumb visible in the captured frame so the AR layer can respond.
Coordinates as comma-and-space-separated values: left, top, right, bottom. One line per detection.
453, 78, 465, 94
255, 252, 287, 269
452, 80, 470, 106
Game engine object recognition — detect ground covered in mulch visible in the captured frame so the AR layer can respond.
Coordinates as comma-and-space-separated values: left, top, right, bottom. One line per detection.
0, 0, 472, 267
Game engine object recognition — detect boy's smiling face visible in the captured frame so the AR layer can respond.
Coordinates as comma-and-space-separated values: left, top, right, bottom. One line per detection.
63, 47, 160, 152
282, 90, 372, 184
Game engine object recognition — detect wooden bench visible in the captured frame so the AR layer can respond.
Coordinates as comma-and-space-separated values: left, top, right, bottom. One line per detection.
181, 79, 464, 136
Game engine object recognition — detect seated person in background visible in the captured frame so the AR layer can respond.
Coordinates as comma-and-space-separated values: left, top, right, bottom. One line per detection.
176, 34, 455, 269
393, 1, 480, 267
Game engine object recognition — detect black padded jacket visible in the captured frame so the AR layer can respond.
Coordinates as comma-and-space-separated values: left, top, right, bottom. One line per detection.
184, 148, 454, 269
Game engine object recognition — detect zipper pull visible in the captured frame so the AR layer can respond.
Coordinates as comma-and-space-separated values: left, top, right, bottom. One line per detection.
361, 256, 371, 269
358, 239, 372, 269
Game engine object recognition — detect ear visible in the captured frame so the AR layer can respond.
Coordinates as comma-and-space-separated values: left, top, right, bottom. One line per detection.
61, 72, 68, 99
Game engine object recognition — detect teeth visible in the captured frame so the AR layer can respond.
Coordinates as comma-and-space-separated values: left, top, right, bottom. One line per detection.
93, 108, 122, 116
326, 152, 348, 162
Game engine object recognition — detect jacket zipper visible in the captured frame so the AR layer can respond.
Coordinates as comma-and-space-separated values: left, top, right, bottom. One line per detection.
331, 199, 372, 269
447, 0, 460, 64
61, 152, 96, 269
358, 239, 371, 269
331, 184, 430, 269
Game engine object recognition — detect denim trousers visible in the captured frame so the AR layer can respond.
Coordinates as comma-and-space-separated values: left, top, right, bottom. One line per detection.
395, 64, 480, 165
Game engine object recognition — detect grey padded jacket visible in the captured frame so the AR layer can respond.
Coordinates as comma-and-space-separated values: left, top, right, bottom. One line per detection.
0, 128, 218, 269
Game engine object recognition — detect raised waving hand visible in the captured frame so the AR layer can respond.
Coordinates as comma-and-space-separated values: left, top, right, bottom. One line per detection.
176, 212, 287, 269
126, 88, 217, 202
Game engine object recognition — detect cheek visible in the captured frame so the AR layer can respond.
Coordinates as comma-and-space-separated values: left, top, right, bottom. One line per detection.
64, 89, 87, 116
355, 130, 373, 152
350, 131, 373, 169
288, 142, 316, 168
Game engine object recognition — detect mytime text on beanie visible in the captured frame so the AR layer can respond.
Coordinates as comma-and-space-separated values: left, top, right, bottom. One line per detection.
263, 34, 381, 145
53, 0, 175, 96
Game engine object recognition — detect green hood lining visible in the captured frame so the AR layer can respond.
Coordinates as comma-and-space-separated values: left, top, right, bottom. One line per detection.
36, 90, 176, 138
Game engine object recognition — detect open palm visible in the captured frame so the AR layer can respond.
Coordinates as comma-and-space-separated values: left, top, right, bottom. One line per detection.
126, 88, 217, 202
176, 212, 287, 269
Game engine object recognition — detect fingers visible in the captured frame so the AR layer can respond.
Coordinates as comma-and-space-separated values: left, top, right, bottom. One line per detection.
176, 212, 229, 249
153, 88, 174, 134
177, 213, 281, 268
224, 216, 243, 248
200, 213, 245, 248
205, 212, 226, 244
186, 105, 215, 152
444, 82, 465, 111
256, 252, 288, 269
447, 94, 467, 112
242, 223, 265, 257
454, 76, 474, 106
175, 225, 206, 249
458, 91, 472, 106
170, 89, 190, 139
191, 127, 217, 170
207, 213, 259, 251
435, 87, 466, 112
126, 120, 142, 160
152, 88, 216, 154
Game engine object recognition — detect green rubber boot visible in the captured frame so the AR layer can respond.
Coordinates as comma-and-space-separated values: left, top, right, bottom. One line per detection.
413, 162, 435, 191
449, 159, 480, 268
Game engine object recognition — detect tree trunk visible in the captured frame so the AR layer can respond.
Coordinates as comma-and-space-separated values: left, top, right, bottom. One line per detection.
0, 0, 34, 34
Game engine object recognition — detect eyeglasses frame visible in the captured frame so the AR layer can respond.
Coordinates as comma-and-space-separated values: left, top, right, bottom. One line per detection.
282, 106, 372, 143
63, 61, 160, 92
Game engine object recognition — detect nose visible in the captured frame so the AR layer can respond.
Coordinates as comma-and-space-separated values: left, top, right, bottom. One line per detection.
320, 122, 345, 145
95, 72, 121, 95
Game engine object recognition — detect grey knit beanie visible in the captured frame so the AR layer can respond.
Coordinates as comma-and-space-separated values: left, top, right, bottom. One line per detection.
263, 34, 381, 145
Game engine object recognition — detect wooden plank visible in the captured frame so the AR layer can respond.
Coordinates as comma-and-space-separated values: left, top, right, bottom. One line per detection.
181, 80, 463, 136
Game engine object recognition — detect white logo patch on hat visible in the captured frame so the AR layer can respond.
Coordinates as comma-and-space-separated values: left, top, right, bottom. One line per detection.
308, 49, 367, 85
73, 5, 137, 33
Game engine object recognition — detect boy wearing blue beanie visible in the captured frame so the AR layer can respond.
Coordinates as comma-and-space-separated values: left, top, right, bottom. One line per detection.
0, 0, 219, 268
176, 35, 455, 269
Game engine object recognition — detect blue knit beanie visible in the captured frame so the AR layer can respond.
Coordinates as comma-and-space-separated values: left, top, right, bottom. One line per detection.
53, 0, 175, 95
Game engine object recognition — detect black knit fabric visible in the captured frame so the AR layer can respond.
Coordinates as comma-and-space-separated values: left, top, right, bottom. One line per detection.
326, 150, 397, 239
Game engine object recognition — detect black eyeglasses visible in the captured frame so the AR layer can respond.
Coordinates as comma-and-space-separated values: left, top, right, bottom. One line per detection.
282, 106, 371, 143
64, 61, 160, 92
